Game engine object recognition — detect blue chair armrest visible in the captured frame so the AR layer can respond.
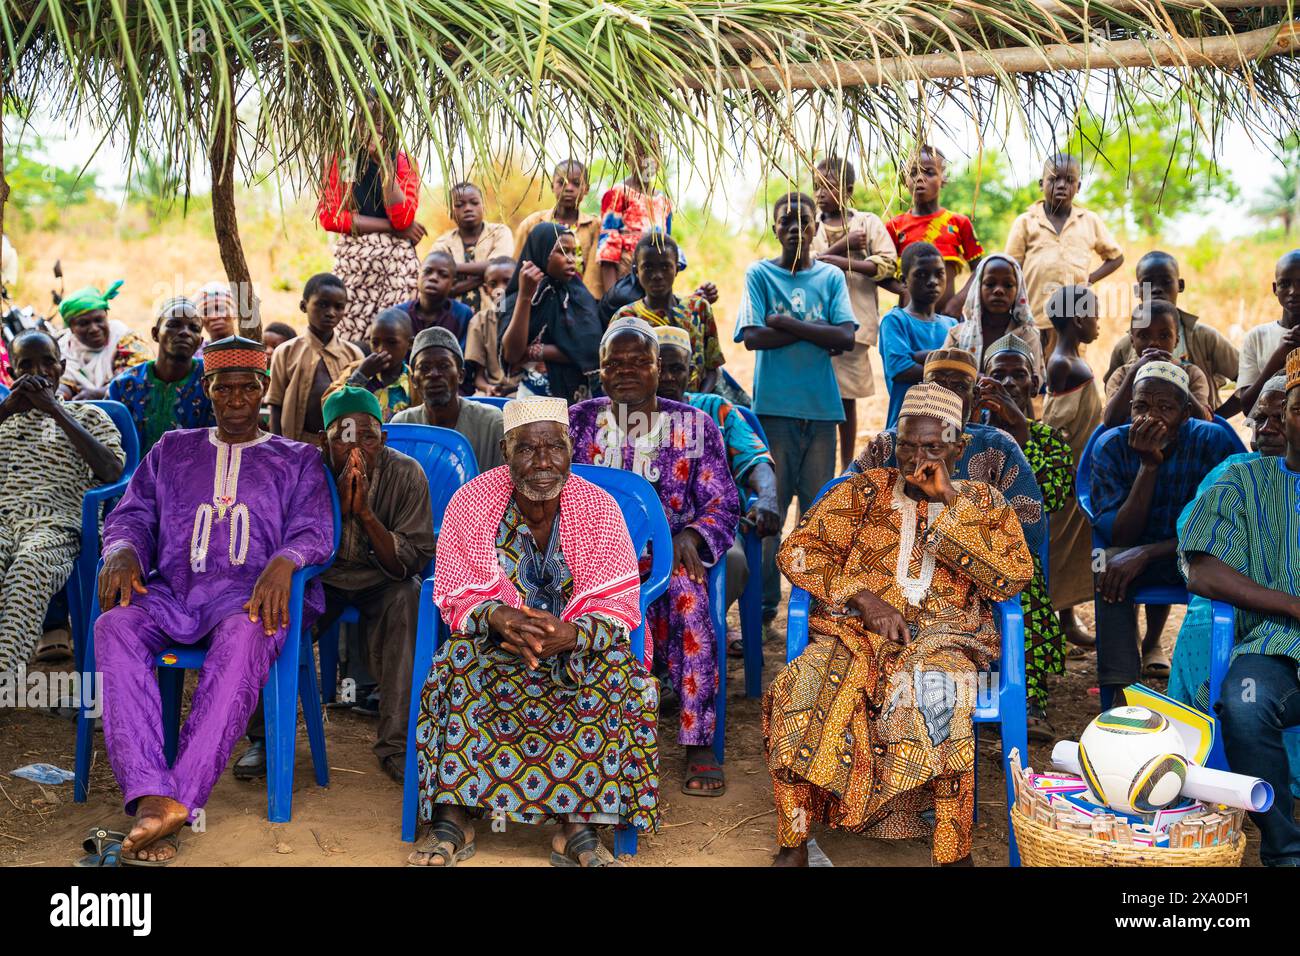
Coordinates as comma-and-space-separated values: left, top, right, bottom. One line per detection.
786, 587, 810, 663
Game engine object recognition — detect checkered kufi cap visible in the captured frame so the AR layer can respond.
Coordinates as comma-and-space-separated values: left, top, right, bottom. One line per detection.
1134, 360, 1189, 397
899, 382, 964, 433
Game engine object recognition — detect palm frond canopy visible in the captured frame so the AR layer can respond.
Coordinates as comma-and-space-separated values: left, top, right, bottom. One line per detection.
4, 0, 1300, 189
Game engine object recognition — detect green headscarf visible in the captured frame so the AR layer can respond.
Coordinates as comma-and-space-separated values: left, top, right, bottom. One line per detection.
59, 280, 124, 321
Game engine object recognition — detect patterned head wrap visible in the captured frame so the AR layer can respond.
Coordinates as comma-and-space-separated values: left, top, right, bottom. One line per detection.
923, 347, 978, 382
961, 254, 1033, 328
1287, 348, 1300, 394
195, 281, 237, 313
982, 332, 1035, 372
323, 385, 383, 430
59, 280, 123, 321
1133, 360, 1189, 398
898, 382, 964, 433
600, 315, 658, 357
202, 335, 269, 377
155, 296, 197, 323
504, 397, 569, 433
655, 326, 692, 354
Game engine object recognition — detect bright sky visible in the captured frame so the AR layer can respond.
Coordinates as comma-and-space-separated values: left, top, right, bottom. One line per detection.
7, 86, 1284, 242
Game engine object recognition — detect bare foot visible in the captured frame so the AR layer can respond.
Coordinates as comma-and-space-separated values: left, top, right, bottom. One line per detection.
1060, 610, 1094, 647
407, 807, 475, 866
122, 795, 187, 863
683, 745, 725, 793
773, 844, 808, 867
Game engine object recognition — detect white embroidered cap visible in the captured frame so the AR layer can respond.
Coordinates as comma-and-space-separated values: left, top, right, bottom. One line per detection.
503, 397, 570, 433
1133, 360, 1190, 397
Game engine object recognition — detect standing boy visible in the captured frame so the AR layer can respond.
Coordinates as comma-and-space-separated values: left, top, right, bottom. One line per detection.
1005, 153, 1125, 360
431, 182, 514, 315
514, 159, 602, 295
734, 191, 856, 584
810, 156, 897, 468
1235, 250, 1300, 417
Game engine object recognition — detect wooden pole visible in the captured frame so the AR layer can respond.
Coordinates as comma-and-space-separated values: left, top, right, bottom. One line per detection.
892, 0, 1296, 36
701, 20, 1300, 91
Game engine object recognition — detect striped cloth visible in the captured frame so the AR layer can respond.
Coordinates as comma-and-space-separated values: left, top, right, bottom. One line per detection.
1179, 455, 1300, 667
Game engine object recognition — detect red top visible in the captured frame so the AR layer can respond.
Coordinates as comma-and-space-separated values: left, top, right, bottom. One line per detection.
317, 152, 420, 234
885, 208, 983, 266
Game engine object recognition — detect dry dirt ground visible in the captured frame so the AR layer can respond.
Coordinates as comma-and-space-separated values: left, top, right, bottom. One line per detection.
0, 596, 1264, 868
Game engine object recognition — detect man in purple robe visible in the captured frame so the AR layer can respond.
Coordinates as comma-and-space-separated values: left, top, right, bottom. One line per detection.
569, 316, 740, 797
95, 336, 335, 864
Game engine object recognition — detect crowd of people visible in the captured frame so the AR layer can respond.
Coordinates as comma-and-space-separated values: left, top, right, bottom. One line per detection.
5, 138, 1300, 870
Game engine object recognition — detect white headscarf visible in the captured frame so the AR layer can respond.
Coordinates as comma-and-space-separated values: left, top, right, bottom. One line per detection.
952, 253, 1044, 381
58, 319, 134, 390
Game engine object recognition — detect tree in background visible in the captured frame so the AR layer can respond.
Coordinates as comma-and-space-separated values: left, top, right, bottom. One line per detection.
1250, 134, 1300, 235
1, 129, 100, 231
1074, 100, 1238, 237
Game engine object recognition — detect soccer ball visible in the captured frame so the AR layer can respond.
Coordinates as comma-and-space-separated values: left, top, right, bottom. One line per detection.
1077, 706, 1189, 816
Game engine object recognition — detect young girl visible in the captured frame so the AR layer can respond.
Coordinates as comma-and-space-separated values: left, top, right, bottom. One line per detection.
597, 143, 673, 293
885, 146, 983, 316
943, 253, 1044, 381
431, 182, 515, 315
811, 155, 897, 469
499, 223, 601, 403
878, 242, 958, 429
610, 233, 724, 395
1041, 285, 1103, 652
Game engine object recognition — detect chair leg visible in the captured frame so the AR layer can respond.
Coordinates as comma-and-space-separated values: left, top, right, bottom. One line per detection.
265, 634, 300, 824
318, 621, 341, 704
741, 531, 764, 698
298, 634, 330, 788
74, 639, 97, 803
1000, 720, 1028, 869
614, 823, 638, 857
159, 668, 184, 767
402, 584, 438, 843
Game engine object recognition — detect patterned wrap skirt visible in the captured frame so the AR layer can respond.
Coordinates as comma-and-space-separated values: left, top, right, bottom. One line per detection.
331, 232, 420, 343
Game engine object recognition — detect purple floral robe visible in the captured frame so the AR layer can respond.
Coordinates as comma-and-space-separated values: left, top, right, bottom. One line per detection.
569, 397, 740, 746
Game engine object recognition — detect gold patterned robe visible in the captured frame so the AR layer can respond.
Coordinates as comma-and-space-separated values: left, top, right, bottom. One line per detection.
763, 468, 1032, 863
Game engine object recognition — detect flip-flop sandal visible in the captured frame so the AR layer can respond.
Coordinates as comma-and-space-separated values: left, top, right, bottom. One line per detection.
1065, 644, 1090, 660
681, 760, 727, 798
727, 638, 744, 659
82, 825, 129, 856
550, 827, 619, 867
1142, 650, 1171, 678
75, 842, 123, 867
34, 636, 73, 664
121, 832, 180, 867
407, 819, 476, 867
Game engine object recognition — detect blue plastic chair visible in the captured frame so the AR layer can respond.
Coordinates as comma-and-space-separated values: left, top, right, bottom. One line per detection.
317, 424, 478, 704
0, 382, 8, 400
783, 474, 1029, 866
468, 395, 510, 410
66, 401, 141, 694
1207, 601, 1300, 772
399, 463, 675, 858
732, 403, 769, 698
77, 463, 342, 823
1076, 420, 1244, 708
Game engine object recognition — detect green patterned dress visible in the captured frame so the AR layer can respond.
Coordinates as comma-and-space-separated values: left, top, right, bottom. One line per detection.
1021, 420, 1074, 712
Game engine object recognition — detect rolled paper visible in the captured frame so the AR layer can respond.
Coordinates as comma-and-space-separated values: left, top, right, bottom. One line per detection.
1051, 740, 1274, 813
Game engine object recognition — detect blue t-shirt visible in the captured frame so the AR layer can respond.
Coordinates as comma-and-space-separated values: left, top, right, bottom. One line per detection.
732, 259, 857, 422
878, 306, 958, 429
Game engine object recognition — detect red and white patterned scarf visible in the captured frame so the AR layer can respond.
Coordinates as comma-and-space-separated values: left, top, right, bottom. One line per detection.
434, 465, 642, 634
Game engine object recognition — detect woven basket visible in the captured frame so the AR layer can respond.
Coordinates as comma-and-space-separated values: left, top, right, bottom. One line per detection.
1012, 807, 1245, 867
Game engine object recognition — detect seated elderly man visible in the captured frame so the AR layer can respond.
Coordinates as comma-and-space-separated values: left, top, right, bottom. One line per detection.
1182, 350, 1300, 867
1089, 361, 1238, 708
95, 336, 334, 864
234, 386, 435, 783
973, 333, 1075, 741
655, 326, 780, 654
765, 383, 1032, 866
570, 317, 740, 797
0, 330, 125, 675
108, 297, 215, 454
411, 397, 658, 868
390, 326, 504, 470
853, 347, 1046, 558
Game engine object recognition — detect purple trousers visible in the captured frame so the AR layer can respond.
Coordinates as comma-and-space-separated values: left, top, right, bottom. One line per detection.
97, 606, 286, 814
647, 568, 717, 747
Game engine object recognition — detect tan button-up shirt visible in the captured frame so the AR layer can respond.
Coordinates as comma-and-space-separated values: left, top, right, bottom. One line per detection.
514, 208, 602, 295
810, 208, 896, 349
267, 329, 364, 442
1005, 201, 1123, 327
432, 222, 515, 269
